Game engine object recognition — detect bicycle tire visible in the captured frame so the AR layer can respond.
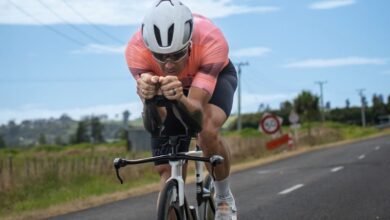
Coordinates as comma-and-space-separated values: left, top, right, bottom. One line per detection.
203, 174, 216, 220
157, 179, 185, 220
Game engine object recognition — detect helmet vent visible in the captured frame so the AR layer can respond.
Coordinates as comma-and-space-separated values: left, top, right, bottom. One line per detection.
156, 0, 174, 7
153, 25, 163, 47
167, 24, 174, 47
182, 19, 193, 45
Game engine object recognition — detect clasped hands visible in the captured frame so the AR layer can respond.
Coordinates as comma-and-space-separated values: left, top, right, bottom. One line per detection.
137, 73, 183, 101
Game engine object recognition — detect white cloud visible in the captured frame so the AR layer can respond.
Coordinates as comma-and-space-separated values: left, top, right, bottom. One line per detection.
230, 47, 271, 58
1, 0, 280, 25
72, 44, 126, 54
309, 0, 356, 10
0, 102, 144, 125
285, 57, 388, 68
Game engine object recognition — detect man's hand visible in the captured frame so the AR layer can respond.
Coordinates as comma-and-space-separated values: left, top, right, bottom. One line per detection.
137, 73, 160, 100
159, 76, 184, 101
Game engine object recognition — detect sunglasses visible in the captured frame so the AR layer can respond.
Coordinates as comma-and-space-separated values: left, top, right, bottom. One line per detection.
152, 46, 188, 63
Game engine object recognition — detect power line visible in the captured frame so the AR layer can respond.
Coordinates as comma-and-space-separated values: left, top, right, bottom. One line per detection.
61, 0, 124, 44
37, 0, 103, 44
8, 0, 84, 46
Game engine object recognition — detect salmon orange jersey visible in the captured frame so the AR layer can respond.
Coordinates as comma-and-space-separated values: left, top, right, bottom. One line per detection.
125, 14, 229, 96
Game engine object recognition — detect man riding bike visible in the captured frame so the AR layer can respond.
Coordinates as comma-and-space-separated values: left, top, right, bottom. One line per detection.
125, 1, 238, 219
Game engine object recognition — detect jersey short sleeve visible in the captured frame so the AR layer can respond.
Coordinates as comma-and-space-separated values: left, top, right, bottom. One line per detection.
190, 15, 229, 95
125, 31, 153, 80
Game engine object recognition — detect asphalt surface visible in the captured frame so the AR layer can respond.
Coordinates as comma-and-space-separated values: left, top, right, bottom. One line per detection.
48, 135, 390, 220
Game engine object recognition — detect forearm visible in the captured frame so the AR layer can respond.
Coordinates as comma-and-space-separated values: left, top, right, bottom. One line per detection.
177, 96, 203, 128
142, 102, 167, 135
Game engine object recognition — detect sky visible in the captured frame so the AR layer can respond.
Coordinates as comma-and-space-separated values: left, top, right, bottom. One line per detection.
0, 0, 389, 125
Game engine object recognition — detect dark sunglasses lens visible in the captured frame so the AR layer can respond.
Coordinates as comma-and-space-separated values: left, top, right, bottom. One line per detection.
152, 53, 165, 62
172, 50, 187, 60
152, 48, 187, 62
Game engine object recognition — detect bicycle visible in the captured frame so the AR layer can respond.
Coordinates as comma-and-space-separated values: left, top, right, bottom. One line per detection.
113, 96, 224, 220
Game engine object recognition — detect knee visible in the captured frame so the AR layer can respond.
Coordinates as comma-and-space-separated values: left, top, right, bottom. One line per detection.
155, 164, 170, 179
198, 124, 219, 147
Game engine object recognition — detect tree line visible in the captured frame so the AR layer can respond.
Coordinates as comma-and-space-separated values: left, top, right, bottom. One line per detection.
228, 91, 390, 130
0, 112, 132, 148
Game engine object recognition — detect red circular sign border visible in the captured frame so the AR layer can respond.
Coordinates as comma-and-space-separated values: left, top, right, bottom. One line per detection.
260, 114, 281, 135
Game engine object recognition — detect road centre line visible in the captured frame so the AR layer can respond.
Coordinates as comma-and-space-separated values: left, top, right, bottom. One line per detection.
278, 184, 304, 195
375, 146, 381, 151
330, 166, 344, 172
257, 170, 272, 174
358, 154, 366, 160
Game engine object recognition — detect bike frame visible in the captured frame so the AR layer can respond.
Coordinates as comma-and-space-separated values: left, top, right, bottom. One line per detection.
167, 150, 203, 206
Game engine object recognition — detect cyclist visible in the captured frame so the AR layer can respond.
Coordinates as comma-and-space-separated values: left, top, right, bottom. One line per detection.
125, 0, 237, 219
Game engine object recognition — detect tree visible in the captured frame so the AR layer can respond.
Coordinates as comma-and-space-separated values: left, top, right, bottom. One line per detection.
122, 110, 132, 151
371, 94, 386, 123
293, 91, 320, 145
325, 101, 331, 110
293, 91, 320, 122
279, 100, 293, 124
38, 133, 47, 145
387, 95, 390, 114
91, 116, 104, 143
55, 135, 64, 146
345, 99, 350, 109
74, 121, 89, 144
0, 134, 6, 148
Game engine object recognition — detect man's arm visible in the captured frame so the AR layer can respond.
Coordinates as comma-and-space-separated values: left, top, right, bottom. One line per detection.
137, 73, 167, 135
159, 76, 210, 131
142, 102, 167, 136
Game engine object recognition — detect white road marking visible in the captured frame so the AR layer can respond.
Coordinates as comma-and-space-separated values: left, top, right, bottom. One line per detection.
278, 184, 304, 195
375, 146, 381, 151
257, 170, 272, 174
358, 154, 366, 160
331, 166, 344, 172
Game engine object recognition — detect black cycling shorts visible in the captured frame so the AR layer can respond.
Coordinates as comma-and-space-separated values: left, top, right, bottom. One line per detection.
151, 60, 237, 165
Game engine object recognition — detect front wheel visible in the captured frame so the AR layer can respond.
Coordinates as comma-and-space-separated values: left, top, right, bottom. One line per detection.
157, 179, 185, 220
203, 174, 216, 220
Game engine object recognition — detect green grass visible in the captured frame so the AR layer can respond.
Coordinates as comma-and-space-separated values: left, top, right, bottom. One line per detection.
0, 122, 385, 218
222, 127, 264, 137
0, 169, 159, 216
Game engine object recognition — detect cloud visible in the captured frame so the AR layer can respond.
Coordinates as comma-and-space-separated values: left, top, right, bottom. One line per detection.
0, 102, 143, 125
285, 57, 388, 68
72, 44, 126, 54
230, 47, 271, 58
1, 0, 280, 25
309, 0, 356, 10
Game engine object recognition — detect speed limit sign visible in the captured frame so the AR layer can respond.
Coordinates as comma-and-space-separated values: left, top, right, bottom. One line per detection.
260, 114, 281, 135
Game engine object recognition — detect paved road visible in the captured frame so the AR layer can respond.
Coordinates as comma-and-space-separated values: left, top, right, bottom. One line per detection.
48, 135, 390, 220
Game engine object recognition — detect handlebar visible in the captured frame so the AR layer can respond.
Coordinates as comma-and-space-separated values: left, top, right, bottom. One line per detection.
113, 153, 224, 184
145, 95, 176, 107
114, 96, 215, 184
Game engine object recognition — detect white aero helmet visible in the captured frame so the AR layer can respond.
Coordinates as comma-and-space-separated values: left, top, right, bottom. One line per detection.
142, 0, 193, 54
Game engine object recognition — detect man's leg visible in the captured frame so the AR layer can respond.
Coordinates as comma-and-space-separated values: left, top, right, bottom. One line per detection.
197, 104, 230, 180
197, 104, 237, 220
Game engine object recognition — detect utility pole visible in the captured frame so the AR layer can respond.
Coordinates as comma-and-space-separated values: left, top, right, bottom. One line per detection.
357, 89, 366, 127
315, 81, 327, 123
235, 62, 249, 131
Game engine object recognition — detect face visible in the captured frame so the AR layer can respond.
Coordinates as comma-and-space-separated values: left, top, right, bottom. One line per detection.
152, 45, 190, 76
